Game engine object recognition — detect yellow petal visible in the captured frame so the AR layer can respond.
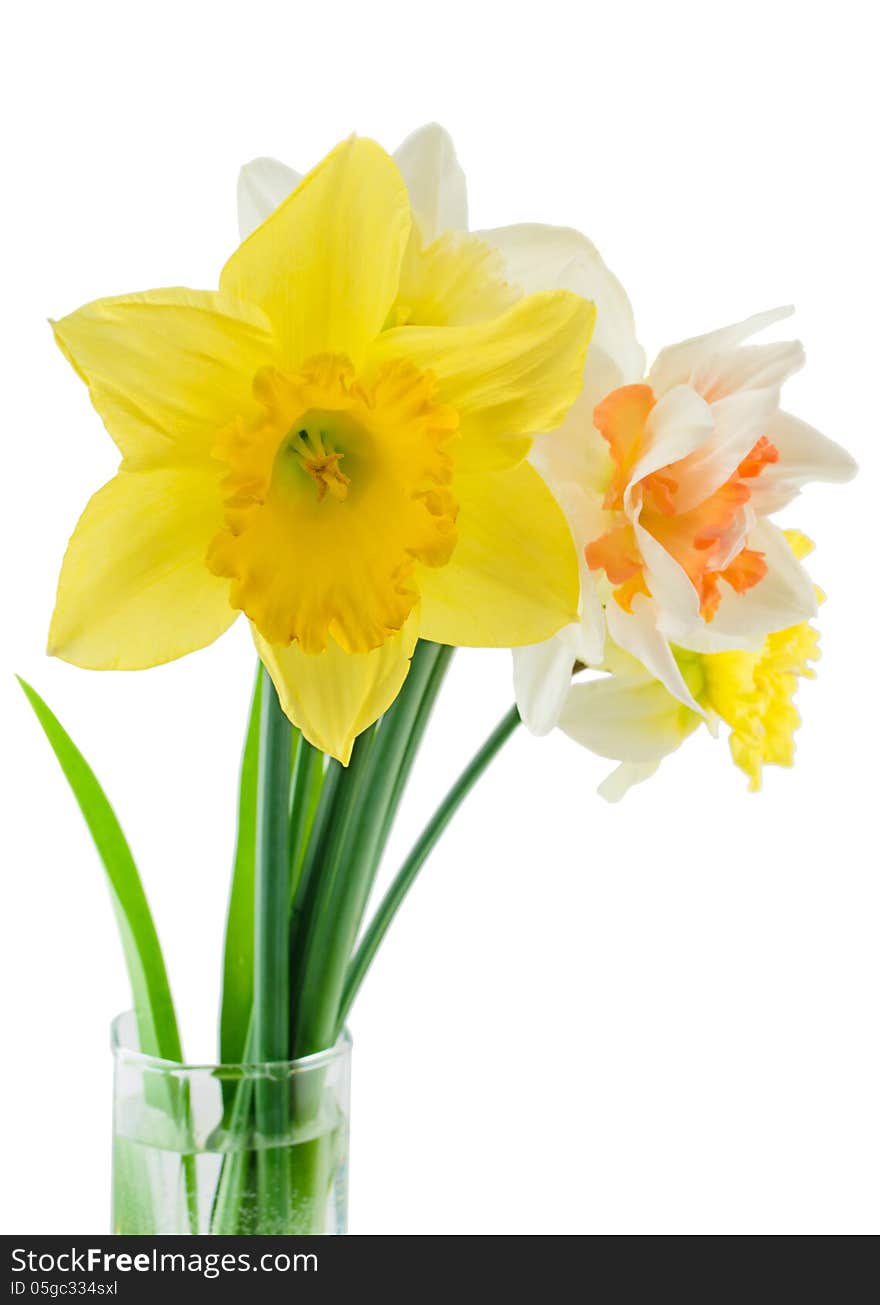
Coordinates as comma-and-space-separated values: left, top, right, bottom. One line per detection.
369, 290, 595, 471
221, 137, 411, 370
51, 289, 277, 471
48, 467, 236, 669
418, 461, 579, 646
254, 614, 419, 763
391, 230, 520, 329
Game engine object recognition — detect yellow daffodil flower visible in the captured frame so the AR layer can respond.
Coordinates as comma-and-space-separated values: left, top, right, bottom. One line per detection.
49, 136, 594, 760
512, 303, 855, 739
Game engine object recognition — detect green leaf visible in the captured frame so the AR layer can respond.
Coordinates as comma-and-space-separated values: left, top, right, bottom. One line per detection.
17, 676, 182, 1062
219, 667, 263, 1066
252, 668, 294, 1228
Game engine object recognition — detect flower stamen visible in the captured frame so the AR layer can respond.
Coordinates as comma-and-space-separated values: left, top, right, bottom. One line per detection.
289, 428, 351, 502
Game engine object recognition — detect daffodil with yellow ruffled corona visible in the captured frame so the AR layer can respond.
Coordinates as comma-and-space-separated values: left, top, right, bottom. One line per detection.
557, 532, 824, 798
49, 132, 593, 761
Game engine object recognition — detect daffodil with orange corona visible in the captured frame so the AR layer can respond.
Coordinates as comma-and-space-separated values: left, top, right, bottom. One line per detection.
512, 294, 855, 795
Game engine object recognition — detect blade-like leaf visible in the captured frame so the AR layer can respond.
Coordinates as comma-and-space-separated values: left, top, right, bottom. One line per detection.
218, 667, 263, 1065
17, 676, 182, 1062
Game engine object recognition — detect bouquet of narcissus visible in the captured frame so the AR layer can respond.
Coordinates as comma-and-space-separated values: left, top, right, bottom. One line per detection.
21, 125, 856, 1235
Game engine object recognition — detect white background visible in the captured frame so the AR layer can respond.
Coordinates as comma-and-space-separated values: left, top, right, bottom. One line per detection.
2, 0, 877, 1235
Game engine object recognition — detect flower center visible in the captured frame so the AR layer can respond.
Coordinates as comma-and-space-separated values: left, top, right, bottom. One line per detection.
206, 353, 459, 654
283, 421, 351, 503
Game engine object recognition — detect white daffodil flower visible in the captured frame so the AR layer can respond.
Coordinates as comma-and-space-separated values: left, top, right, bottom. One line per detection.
516, 306, 856, 735
559, 531, 829, 801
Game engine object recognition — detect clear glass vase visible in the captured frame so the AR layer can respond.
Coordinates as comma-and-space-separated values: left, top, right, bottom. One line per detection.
111, 1012, 351, 1234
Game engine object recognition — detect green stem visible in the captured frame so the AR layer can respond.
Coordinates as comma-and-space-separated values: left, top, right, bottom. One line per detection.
291, 642, 451, 1058
253, 668, 293, 1230
289, 727, 378, 1056
339, 704, 522, 1024
288, 756, 343, 977
208, 1019, 256, 1234
288, 739, 324, 897
377, 645, 455, 855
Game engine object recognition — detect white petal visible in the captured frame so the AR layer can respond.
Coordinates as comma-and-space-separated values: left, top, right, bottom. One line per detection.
237, 157, 301, 240
530, 382, 617, 498
579, 345, 632, 419
598, 761, 661, 802
689, 339, 804, 403
576, 563, 607, 666
513, 623, 582, 735
544, 480, 608, 550
624, 384, 715, 505
559, 671, 699, 762
649, 306, 794, 395
557, 484, 608, 664
393, 123, 467, 240
671, 520, 817, 653
516, 476, 607, 676
606, 595, 704, 715
748, 410, 859, 513
671, 385, 781, 512
475, 223, 645, 382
